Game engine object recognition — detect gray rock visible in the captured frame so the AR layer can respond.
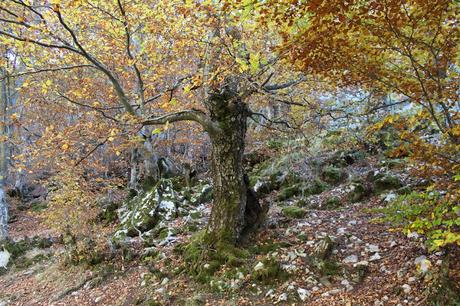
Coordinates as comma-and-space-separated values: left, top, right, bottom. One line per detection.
369, 253, 381, 261
343, 254, 358, 263
402, 284, 411, 294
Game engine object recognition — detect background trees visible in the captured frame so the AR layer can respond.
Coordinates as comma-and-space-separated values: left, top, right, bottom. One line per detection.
265, 0, 459, 249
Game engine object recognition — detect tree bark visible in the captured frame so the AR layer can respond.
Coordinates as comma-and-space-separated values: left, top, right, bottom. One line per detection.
142, 92, 265, 246
0, 68, 8, 240
206, 95, 263, 245
0, 187, 7, 241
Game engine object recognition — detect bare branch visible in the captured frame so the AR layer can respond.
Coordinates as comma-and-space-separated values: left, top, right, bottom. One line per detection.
74, 137, 109, 166
57, 92, 120, 123
263, 75, 306, 91
0, 29, 82, 54
0, 64, 96, 80
250, 111, 294, 129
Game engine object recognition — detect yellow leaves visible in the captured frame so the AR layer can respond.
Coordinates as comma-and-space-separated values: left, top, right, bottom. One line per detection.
108, 129, 118, 142
10, 113, 19, 121
61, 143, 70, 151
249, 53, 260, 74
41, 80, 53, 94
236, 57, 249, 72
152, 128, 162, 135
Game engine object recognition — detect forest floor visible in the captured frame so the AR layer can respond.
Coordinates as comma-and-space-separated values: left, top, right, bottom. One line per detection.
0, 155, 456, 306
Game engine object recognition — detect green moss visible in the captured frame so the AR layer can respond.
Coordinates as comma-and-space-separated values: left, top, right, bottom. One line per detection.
317, 258, 340, 276
277, 183, 302, 201
295, 198, 308, 207
182, 230, 249, 282
297, 233, 308, 242
158, 228, 169, 240
30, 201, 48, 212
249, 240, 283, 255
374, 174, 402, 193
396, 185, 412, 195
381, 158, 404, 169
348, 182, 367, 203
282, 206, 307, 218
267, 139, 283, 150
190, 211, 202, 220
251, 258, 289, 283
322, 196, 341, 210
322, 166, 347, 184
306, 179, 329, 195
186, 222, 200, 232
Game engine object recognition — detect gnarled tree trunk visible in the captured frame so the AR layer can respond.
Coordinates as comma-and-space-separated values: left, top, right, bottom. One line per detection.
206, 94, 263, 245
142, 83, 265, 247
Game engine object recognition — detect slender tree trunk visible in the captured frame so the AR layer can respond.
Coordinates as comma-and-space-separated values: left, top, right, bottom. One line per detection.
0, 186, 7, 241
206, 97, 263, 245
0, 68, 8, 240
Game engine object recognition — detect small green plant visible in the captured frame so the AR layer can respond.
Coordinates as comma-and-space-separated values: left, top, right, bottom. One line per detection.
282, 206, 307, 218
374, 191, 460, 251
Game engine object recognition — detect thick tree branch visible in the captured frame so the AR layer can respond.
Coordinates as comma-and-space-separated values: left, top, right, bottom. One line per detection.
263, 75, 306, 91
143, 110, 217, 134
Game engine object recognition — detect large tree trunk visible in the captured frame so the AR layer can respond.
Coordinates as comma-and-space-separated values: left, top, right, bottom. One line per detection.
206, 97, 263, 245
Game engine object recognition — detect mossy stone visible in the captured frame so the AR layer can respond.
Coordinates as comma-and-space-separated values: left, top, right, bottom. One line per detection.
190, 211, 202, 220
348, 182, 367, 203
322, 166, 347, 184
282, 206, 307, 218
306, 179, 329, 195
396, 185, 412, 195
323, 196, 341, 209
251, 258, 288, 283
277, 183, 303, 201
374, 174, 402, 193
182, 231, 249, 282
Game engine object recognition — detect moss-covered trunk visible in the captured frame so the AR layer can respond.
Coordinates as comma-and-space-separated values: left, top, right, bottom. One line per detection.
206, 96, 262, 245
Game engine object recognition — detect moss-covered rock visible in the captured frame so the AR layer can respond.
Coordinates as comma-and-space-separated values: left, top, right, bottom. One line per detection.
347, 182, 367, 203
251, 258, 288, 283
113, 179, 213, 245
396, 185, 412, 195
282, 206, 307, 218
380, 158, 404, 169
321, 166, 347, 184
179, 231, 249, 282
322, 196, 342, 210
249, 152, 305, 194
277, 183, 303, 201
306, 179, 329, 195
116, 179, 179, 236
312, 236, 335, 260
373, 174, 402, 193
